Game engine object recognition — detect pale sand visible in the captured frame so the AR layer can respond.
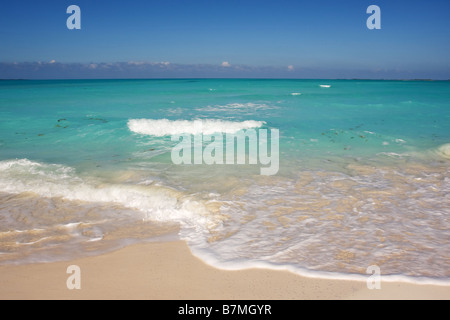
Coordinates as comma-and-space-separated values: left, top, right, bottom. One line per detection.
0, 241, 448, 300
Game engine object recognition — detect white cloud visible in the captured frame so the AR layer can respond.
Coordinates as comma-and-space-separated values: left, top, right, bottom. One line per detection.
221, 61, 231, 67
128, 61, 146, 66
287, 65, 294, 71
49, 59, 56, 64
127, 61, 170, 67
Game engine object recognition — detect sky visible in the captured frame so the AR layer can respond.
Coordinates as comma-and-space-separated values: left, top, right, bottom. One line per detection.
0, 0, 449, 79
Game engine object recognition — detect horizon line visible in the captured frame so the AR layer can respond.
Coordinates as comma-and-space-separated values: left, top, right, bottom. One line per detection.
1, 77, 449, 81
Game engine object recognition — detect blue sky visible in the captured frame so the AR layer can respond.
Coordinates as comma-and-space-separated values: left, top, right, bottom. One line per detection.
0, 0, 449, 79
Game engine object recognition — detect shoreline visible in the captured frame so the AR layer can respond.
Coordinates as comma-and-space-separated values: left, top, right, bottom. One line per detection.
0, 240, 448, 300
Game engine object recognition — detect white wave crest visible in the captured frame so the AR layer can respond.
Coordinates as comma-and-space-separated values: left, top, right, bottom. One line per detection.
195, 102, 277, 113
0, 159, 215, 230
127, 118, 266, 136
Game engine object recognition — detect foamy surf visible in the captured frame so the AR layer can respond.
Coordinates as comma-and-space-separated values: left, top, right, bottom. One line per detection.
179, 161, 450, 286
185, 246, 450, 286
0, 159, 217, 230
127, 118, 266, 136
0, 158, 223, 264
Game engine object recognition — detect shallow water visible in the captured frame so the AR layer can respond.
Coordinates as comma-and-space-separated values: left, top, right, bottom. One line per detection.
0, 79, 449, 283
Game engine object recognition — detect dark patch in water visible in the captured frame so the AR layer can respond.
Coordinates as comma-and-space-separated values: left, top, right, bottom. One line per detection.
87, 117, 108, 123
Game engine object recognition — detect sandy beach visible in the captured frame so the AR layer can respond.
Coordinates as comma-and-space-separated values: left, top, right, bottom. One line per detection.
0, 240, 448, 300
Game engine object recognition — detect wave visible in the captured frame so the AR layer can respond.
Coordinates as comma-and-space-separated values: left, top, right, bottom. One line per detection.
185, 165, 450, 286
195, 102, 278, 113
435, 143, 450, 159
0, 159, 215, 229
1, 159, 449, 285
127, 118, 266, 136
187, 246, 450, 286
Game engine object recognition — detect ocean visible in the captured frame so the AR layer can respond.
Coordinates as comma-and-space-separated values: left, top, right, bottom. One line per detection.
0, 79, 449, 284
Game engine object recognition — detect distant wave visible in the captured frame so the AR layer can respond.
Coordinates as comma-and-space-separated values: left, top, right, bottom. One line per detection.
127, 119, 266, 136
195, 102, 278, 113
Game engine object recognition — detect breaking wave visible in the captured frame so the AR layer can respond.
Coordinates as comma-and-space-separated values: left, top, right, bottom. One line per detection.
127, 118, 266, 136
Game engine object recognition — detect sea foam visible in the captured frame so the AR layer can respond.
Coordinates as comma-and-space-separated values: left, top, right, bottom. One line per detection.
0, 159, 216, 230
127, 119, 265, 136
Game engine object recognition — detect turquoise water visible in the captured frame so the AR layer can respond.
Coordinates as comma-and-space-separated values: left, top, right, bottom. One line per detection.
0, 79, 449, 283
